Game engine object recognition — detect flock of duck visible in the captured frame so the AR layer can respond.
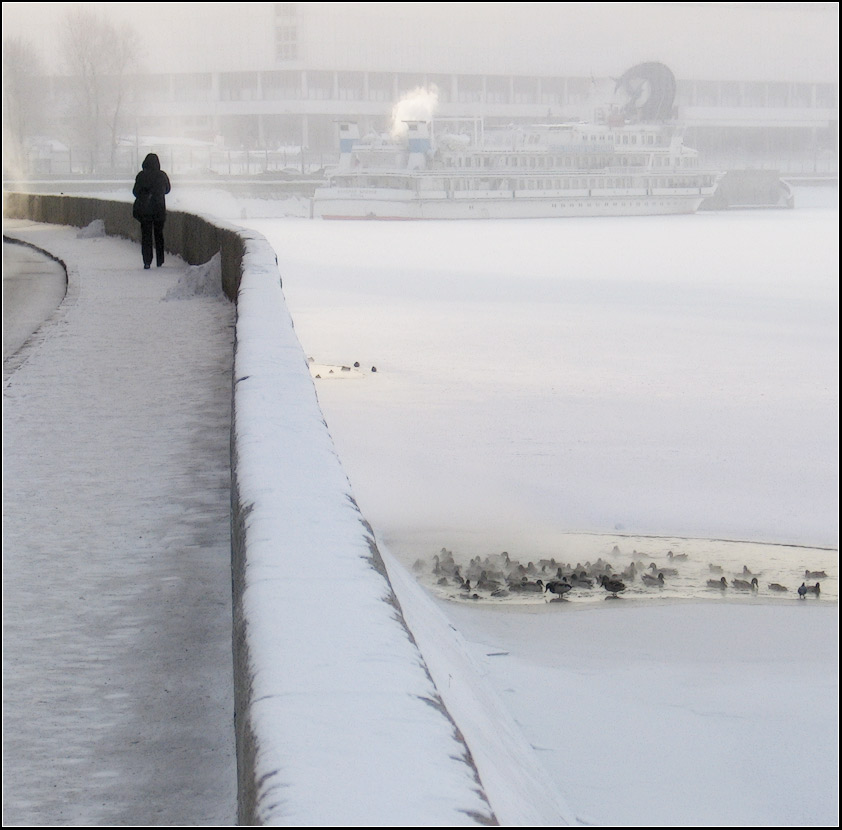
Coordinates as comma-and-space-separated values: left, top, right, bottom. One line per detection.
705, 569, 824, 598
413, 545, 830, 603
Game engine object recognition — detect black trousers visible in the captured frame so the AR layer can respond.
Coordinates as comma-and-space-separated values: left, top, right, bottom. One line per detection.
140, 218, 166, 267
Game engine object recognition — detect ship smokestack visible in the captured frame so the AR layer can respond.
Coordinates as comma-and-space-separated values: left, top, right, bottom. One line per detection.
405, 120, 431, 170
337, 122, 360, 169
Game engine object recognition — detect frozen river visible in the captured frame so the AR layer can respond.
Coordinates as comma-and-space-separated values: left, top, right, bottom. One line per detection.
243, 196, 837, 825
245, 192, 838, 563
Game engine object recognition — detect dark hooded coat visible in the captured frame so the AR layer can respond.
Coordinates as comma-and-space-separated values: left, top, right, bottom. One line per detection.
132, 153, 171, 222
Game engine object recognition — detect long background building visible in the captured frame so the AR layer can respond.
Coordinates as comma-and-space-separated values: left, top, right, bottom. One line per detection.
2, 2, 838, 176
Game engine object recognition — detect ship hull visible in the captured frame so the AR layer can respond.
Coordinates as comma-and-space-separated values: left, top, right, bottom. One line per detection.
313, 189, 712, 220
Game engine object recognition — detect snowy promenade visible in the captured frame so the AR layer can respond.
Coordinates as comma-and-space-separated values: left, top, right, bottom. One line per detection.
3, 217, 534, 827
3, 222, 238, 824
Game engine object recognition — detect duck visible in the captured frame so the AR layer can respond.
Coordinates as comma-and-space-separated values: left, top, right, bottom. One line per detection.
544, 579, 572, 599
433, 550, 459, 579
707, 576, 728, 589
731, 577, 759, 591
509, 577, 544, 593
667, 550, 688, 561
768, 583, 789, 592
475, 571, 501, 592
708, 563, 724, 574
569, 572, 594, 589
600, 575, 626, 597
483, 550, 511, 573
740, 565, 759, 578
641, 571, 665, 587
798, 582, 820, 598
650, 562, 678, 577
805, 570, 827, 579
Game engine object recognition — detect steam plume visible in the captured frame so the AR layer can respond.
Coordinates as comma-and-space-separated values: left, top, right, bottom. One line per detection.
390, 85, 439, 139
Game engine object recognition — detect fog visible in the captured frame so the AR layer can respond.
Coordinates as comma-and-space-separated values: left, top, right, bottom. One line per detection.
2, 3, 838, 80
2, 2, 837, 183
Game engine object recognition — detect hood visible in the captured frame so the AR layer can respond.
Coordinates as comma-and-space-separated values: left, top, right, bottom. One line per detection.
142, 153, 161, 172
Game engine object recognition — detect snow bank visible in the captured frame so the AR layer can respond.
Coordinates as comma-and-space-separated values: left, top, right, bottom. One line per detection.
164, 252, 224, 300
75, 219, 106, 238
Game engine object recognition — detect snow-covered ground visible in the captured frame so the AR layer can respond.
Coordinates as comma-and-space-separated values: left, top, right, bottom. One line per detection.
2, 225, 238, 825
3, 184, 838, 826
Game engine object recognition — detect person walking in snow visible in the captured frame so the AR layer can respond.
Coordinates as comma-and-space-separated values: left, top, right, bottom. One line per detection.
132, 153, 171, 269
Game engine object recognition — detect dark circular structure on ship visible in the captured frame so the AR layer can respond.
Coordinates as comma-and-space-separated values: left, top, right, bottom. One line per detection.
615, 62, 677, 122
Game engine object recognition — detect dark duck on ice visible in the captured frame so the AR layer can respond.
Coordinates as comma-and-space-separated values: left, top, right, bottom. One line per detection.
544, 579, 572, 599
798, 582, 821, 598
600, 575, 626, 597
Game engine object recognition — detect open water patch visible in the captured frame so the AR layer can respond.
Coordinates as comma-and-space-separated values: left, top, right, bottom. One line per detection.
397, 531, 837, 607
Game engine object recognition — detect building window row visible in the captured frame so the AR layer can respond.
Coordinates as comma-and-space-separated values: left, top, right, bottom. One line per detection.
124, 70, 837, 110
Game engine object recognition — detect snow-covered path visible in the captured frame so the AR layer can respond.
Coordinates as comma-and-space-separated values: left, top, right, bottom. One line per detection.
2, 223, 238, 825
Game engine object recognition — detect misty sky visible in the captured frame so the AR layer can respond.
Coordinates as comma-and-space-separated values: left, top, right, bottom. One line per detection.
2, 2, 838, 82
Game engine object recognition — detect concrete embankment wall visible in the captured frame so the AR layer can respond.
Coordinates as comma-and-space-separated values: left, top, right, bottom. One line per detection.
1, 192, 500, 826
2, 192, 245, 301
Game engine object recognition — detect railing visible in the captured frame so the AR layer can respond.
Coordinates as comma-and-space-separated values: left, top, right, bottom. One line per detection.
23, 147, 339, 178
15, 138, 837, 180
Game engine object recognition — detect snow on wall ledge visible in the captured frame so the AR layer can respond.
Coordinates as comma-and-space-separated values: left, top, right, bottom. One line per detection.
230, 230, 498, 825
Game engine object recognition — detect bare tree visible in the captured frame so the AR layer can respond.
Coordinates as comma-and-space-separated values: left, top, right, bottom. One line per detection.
61, 8, 140, 173
2, 36, 45, 177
